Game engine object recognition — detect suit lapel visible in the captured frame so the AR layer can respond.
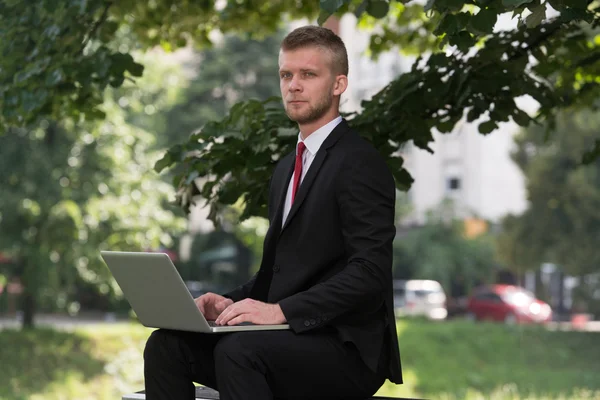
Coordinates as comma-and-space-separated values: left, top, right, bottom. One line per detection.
272, 156, 295, 233
280, 120, 350, 233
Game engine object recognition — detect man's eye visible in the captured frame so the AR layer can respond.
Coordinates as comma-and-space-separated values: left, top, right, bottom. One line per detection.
280, 73, 291, 79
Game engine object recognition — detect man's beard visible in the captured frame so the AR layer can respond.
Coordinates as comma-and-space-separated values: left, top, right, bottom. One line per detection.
285, 93, 333, 124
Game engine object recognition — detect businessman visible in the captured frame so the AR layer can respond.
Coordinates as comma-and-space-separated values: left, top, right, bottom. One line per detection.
144, 25, 402, 400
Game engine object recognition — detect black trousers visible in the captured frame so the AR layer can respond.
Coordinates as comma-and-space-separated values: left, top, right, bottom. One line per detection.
144, 329, 385, 400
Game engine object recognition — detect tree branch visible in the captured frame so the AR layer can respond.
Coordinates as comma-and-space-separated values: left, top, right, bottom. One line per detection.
80, 1, 113, 53
575, 51, 600, 68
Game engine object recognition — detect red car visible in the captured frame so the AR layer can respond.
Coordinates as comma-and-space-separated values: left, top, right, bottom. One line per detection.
466, 284, 552, 324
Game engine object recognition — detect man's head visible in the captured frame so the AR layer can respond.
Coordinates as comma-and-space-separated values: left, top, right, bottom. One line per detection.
278, 26, 349, 136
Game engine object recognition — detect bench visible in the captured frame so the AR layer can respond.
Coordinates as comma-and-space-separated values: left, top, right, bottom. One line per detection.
122, 385, 424, 399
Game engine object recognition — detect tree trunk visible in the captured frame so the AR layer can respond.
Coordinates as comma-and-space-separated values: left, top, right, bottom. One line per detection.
20, 257, 39, 330
21, 290, 36, 329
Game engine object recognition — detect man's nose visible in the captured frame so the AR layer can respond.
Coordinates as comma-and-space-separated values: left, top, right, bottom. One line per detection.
288, 76, 302, 92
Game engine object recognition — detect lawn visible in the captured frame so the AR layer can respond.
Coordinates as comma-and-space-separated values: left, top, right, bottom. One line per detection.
0, 320, 598, 400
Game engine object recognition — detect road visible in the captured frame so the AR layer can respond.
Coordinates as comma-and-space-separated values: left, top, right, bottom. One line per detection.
547, 320, 600, 332
0, 313, 130, 331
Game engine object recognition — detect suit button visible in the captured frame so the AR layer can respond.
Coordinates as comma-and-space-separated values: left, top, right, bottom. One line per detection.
310, 319, 316, 325
272, 265, 280, 272
304, 320, 310, 327
316, 318, 322, 324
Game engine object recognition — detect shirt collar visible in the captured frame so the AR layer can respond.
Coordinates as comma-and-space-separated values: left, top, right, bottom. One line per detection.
297, 116, 343, 156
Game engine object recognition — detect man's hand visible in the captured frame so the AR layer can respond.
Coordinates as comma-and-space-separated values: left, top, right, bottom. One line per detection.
215, 298, 287, 326
194, 293, 234, 321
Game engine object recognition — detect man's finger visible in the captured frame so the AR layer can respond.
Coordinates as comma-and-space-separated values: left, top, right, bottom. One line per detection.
226, 313, 253, 326
217, 302, 249, 325
195, 298, 205, 314
215, 305, 237, 325
216, 298, 232, 311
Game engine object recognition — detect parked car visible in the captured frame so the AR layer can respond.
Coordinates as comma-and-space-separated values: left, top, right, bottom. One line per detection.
466, 284, 552, 324
393, 279, 448, 320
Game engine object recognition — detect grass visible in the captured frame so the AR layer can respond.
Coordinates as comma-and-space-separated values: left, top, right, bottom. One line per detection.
0, 323, 150, 400
0, 320, 598, 399
376, 320, 600, 400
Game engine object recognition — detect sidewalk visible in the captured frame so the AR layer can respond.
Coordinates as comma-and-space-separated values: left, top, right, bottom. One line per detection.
0, 312, 131, 331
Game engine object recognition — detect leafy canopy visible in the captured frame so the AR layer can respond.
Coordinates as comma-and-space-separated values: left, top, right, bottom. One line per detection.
2, 0, 599, 224
497, 106, 600, 278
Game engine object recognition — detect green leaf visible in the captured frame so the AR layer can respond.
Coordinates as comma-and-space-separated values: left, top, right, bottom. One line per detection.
449, 31, 476, 52
154, 151, 173, 173
45, 68, 65, 86
478, 119, 498, 134
127, 61, 144, 77
560, 7, 591, 23
502, 0, 533, 7
424, 0, 436, 12
317, 9, 333, 25
366, 0, 390, 18
581, 139, 600, 164
512, 109, 531, 126
469, 8, 498, 35
354, 0, 369, 17
392, 168, 414, 191
467, 107, 484, 122
320, 0, 345, 14
435, 0, 465, 12
525, 3, 546, 28
110, 52, 135, 74
569, 0, 589, 9
86, 108, 106, 119
434, 14, 459, 36
437, 120, 456, 133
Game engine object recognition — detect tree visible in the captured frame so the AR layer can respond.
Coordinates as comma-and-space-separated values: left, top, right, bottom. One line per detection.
497, 107, 600, 279
2, 0, 599, 223
152, 0, 600, 223
393, 200, 498, 293
0, 94, 185, 329
157, 33, 284, 149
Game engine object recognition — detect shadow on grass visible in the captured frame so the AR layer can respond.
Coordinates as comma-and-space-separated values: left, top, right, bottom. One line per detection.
0, 327, 106, 399
383, 319, 600, 399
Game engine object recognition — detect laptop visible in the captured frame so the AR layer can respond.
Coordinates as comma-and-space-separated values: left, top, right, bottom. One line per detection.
100, 251, 290, 333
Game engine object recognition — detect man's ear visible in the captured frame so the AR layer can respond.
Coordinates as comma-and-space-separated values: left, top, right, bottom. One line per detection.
333, 75, 348, 96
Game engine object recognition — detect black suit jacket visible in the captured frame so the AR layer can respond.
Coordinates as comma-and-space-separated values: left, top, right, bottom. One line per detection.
224, 119, 402, 384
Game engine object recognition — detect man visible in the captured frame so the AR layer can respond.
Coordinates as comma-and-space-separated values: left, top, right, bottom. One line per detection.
144, 25, 402, 400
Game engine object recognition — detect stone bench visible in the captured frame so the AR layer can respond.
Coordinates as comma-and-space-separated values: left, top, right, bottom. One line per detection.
122, 385, 424, 399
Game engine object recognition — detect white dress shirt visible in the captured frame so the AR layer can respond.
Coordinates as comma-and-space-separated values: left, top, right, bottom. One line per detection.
282, 116, 343, 226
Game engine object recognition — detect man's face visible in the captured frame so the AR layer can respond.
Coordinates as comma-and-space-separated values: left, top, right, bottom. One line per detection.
278, 46, 341, 126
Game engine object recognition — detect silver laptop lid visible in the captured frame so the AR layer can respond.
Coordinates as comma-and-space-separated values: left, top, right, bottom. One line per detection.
100, 251, 211, 332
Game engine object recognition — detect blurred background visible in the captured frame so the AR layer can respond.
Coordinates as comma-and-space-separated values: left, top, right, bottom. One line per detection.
1, 2, 599, 400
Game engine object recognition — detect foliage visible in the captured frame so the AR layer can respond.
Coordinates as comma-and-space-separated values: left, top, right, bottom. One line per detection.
0, 93, 185, 327
153, 0, 600, 224
1, 321, 599, 399
155, 97, 298, 221
393, 200, 498, 291
113, 49, 189, 150
0, 0, 319, 131
497, 107, 600, 278
2, 0, 599, 224
157, 33, 284, 149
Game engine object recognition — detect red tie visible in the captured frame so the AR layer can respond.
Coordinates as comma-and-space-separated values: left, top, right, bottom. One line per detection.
292, 142, 306, 203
